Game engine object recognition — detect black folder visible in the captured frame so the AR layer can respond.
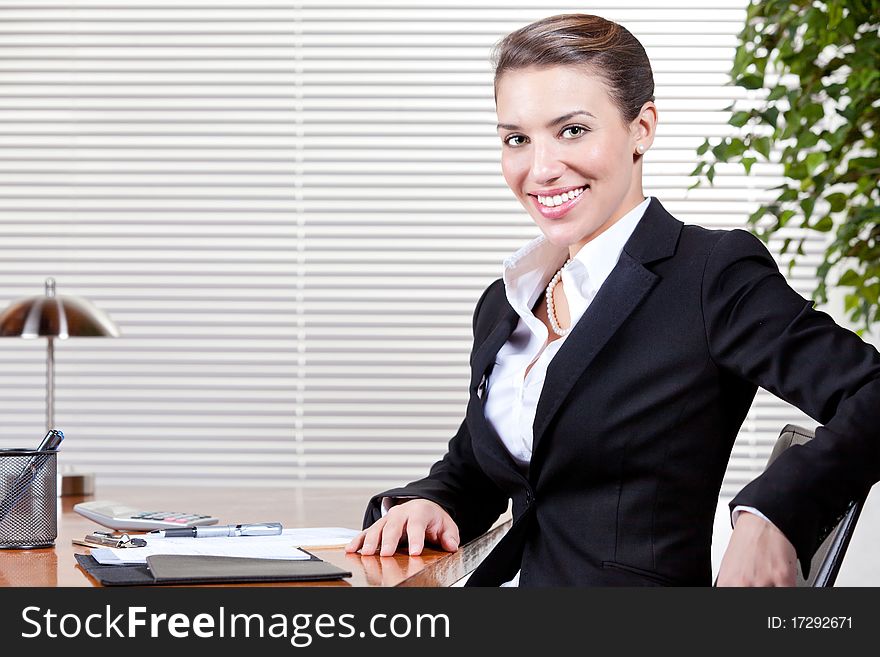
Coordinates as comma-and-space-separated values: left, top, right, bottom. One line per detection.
74, 552, 351, 586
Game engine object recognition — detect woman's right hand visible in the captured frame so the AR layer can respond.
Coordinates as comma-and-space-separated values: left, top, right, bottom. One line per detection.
345, 499, 460, 557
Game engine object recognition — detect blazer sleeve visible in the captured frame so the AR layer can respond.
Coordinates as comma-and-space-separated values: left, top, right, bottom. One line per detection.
361, 280, 510, 544
701, 229, 880, 577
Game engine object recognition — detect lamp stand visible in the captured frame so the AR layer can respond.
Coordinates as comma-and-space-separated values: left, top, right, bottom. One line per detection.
46, 336, 54, 432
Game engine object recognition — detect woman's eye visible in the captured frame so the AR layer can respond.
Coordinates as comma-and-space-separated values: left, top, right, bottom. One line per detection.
503, 134, 527, 147
561, 125, 588, 139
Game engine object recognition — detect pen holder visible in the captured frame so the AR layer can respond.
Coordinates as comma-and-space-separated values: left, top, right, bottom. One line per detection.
0, 448, 57, 549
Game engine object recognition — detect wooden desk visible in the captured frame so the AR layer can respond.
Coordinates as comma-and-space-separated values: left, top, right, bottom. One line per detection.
0, 486, 510, 587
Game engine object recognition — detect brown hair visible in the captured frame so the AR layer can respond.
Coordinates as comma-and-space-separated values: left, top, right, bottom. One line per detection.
491, 14, 655, 126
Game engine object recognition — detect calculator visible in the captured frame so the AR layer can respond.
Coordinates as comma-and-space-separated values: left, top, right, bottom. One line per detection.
73, 500, 220, 531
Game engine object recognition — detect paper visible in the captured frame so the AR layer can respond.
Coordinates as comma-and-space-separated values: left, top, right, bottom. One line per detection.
89, 527, 360, 566
279, 526, 361, 548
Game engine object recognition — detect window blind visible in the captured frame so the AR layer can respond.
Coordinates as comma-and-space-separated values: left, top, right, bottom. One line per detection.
0, 0, 829, 496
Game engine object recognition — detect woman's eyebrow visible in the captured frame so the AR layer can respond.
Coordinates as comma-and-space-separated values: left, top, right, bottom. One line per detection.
496, 110, 597, 132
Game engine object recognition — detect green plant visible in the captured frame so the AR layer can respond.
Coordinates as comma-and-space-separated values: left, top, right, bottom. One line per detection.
690, 0, 879, 331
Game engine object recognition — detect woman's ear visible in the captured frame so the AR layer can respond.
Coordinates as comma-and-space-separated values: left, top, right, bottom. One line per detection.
631, 101, 658, 152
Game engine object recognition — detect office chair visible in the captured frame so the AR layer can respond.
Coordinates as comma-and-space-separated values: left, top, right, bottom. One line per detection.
768, 424, 867, 587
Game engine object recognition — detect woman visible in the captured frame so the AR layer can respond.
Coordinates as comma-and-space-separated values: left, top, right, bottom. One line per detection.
345, 14, 880, 586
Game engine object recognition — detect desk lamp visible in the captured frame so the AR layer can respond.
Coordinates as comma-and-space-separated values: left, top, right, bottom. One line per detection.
0, 278, 120, 432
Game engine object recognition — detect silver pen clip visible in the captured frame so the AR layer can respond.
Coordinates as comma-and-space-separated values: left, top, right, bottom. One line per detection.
75, 531, 147, 549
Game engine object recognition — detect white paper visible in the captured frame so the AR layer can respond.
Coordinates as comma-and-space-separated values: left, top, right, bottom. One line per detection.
90, 527, 360, 565
280, 527, 361, 547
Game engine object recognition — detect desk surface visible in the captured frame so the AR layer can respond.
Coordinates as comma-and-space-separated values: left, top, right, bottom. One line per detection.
0, 486, 509, 587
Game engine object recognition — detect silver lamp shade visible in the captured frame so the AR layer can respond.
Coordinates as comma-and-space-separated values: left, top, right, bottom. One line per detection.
0, 278, 120, 430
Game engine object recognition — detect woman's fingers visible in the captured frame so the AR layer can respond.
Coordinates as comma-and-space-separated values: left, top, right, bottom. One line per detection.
379, 513, 407, 556
439, 520, 460, 552
405, 516, 428, 555
344, 529, 368, 553
346, 499, 460, 557
426, 514, 460, 552
348, 517, 387, 555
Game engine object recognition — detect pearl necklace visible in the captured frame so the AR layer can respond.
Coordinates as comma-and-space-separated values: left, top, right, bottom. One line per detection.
546, 258, 571, 336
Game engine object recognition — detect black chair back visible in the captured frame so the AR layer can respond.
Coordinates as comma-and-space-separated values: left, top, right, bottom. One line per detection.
769, 425, 866, 587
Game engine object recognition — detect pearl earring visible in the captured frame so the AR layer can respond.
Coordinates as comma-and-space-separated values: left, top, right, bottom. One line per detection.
636, 144, 645, 154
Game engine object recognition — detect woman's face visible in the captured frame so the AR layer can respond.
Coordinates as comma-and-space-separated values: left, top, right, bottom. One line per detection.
495, 65, 655, 255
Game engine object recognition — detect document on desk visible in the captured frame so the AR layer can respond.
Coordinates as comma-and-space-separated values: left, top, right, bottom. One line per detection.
90, 527, 360, 565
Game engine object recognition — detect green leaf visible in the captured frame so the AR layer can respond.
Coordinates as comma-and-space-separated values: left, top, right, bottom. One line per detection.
827, 1, 843, 29
838, 269, 861, 286
706, 164, 716, 185
759, 107, 780, 127
696, 140, 709, 156
767, 85, 787, 101
824, 83, 845, 99
805, 151, 826, 175
754, 137, 772, 160
796, 130, 820, 149
747, 206, 767, 225
742, 157, 757, 175
736, 73, 764, 90
779, 187, 799, 202
825, 192, 847, 212
800, 196, 816, 221
726, 138, 747, 158
730, 111, 751, 127
812, 216, 834, 232
777, 209, 795, 228
845, 293, 859, 312
803, 104, 825, 124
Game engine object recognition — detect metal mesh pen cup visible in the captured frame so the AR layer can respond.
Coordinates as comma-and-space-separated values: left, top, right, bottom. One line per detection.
0, 448, 57, 549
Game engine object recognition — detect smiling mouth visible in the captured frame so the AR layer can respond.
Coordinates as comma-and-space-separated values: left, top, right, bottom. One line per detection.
535, 186, 587, 207
529, 185, 588, 218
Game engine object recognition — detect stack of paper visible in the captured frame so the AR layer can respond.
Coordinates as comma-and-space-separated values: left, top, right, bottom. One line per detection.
91, 527, 361, 565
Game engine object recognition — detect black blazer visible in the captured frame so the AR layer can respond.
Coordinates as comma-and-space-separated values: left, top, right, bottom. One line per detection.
362, 197, 880, 586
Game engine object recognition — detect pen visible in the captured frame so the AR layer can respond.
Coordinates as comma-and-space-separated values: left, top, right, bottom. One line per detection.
35, 429, 65, 452
148, 522, 283, 538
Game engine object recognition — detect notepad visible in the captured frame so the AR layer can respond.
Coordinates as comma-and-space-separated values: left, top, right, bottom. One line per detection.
90, 527, 360, 565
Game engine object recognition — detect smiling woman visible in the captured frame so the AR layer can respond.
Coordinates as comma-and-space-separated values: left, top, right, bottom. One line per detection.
348, 13, 880, 588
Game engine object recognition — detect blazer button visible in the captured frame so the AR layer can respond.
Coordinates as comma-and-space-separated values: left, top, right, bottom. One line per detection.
525, 491, 533, 505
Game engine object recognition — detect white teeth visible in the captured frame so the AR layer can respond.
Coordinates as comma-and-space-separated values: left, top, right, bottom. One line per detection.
536, 186, 586, 207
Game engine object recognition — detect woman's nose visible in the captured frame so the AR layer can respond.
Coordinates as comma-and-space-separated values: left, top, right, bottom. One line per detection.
529, 141, 565, 185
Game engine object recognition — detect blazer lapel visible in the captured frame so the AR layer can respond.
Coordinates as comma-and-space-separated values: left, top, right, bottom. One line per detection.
469, 304, 518, 392
465, 302, 528, 482
530, 197, 683, 459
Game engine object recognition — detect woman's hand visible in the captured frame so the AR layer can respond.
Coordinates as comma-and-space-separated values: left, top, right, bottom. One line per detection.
345, 499, 460, 557
716, 512, 797, 586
